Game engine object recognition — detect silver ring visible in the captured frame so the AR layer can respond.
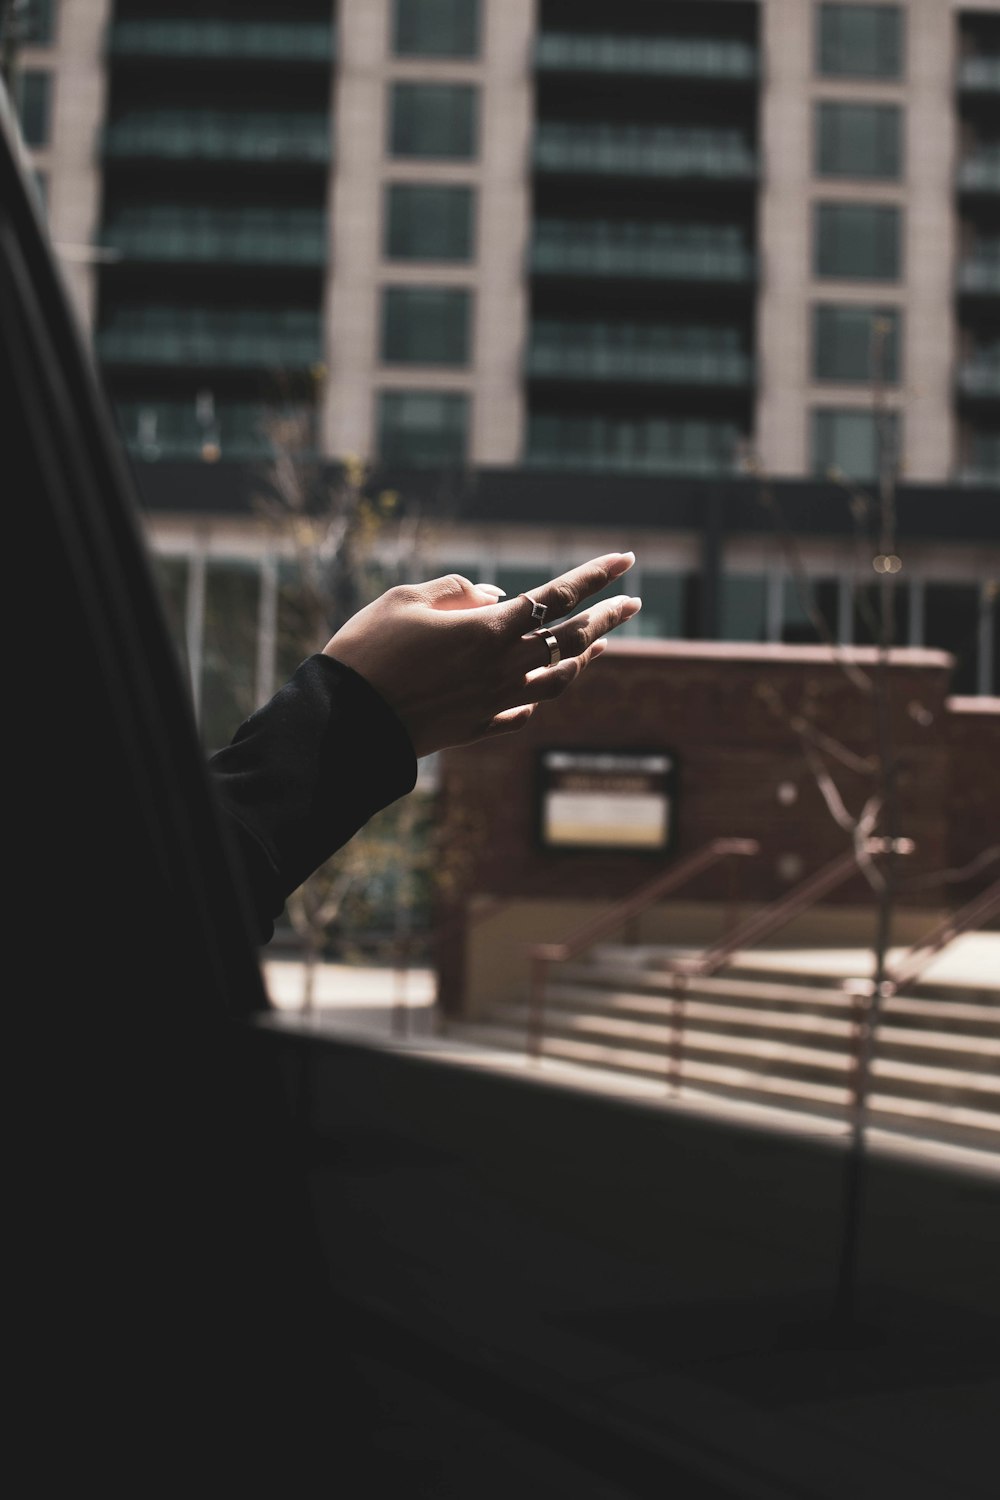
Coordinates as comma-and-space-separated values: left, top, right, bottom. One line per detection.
539, 631, 561, 667
521, 593, 548, 627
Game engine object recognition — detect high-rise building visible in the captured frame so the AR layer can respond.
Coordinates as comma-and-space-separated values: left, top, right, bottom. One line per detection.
10, 0, 999, 741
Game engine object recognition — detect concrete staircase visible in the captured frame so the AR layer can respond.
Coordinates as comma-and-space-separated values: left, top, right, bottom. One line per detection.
448, 944, 1000, 1151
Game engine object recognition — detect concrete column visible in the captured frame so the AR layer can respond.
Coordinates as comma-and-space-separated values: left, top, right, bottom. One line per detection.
755, 0, 813, 477
42, 0, 112, 335
472, 0, 534, 465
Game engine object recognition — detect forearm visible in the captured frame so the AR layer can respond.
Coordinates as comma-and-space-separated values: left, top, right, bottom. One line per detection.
209, 654, 417, 943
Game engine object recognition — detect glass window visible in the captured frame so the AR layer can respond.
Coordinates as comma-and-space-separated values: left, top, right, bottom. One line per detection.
816, 102, 901, 179
817, 4, 903, 78
16, 69, 51, 147
814, 305, 901, 383
721, 575, 769, 642
377, 390, 469, 466
31, 169, 47, 214
20, 0, 56, 45
781, 577, 840, 644
200, 560, 260, 754
381, 287, 471, 365
815, 202, 901, 280
812, 408, 900, 481
385, 183, 475, 261
389, 82, 478, 158
852, 580, 909, 648
393, 0, 479, 58
151, 554, 190, 680
924, 584, 982, 696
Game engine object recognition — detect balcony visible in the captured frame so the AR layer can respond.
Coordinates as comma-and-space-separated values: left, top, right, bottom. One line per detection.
957, 56, 1000, 92
102, 209, 327, 267
957, 360, 1000, 399
97, 308, 322, 369
104, 111, 330, 164
532, 221, 755, 284
116, 400, 312, 461
535, 32, 757, 81
526, 415, 742, 476
108, 19, 334, 63
957, 152, 1000, 194
957, 258, 1000, 295
528, 337, 752, 388
534, 123, 757, 182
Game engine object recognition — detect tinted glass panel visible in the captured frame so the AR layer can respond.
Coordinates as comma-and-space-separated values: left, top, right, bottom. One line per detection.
852, 581, 909, 648
393, 0, 479, 57
813, 408, 900, 480
17, 69, 51, 147
385, 183, 475, 260
721, 575, 768, 642
924, 584, 983, 696
390, 83, 478, 158
20, 0, 55, 45
781, 577, 840, 644
634, 573, 689, 639
815, 202, 900, 279
818, 4, 903, 78
381, 287, 471, 365
200, 560, 260, 754
814, 305, 901, 383
151, 554, 190, 680
378, 390, 469, 466
816, 102, 901, 179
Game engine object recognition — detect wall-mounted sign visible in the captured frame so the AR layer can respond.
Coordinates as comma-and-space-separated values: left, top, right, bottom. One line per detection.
537, 748, 676, 853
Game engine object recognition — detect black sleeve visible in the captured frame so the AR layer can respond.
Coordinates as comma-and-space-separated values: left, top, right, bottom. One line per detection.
208, 653, 418, 944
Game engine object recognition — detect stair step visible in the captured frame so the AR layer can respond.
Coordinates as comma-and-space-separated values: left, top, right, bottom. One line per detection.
545, 980, 1000, 1042
541, 990, 1000, 1069
445, 1021, 1000, 1146
488, 1004, 1000, 1107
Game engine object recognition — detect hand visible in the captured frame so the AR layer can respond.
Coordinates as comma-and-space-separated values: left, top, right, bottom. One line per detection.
322, 552, 641, 757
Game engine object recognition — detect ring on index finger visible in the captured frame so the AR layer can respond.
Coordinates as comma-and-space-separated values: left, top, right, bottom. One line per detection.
521, 592, 548, 627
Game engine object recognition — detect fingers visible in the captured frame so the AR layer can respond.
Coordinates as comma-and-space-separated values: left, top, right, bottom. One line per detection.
499, 551, 635, 633
522, 594, 641, 673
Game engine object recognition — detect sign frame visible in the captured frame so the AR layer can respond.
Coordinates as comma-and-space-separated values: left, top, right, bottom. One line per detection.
534, 745, 678, 856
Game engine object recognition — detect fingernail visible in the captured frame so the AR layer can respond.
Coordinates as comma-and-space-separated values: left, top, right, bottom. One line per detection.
474, 583, 506, 597
626, 596, 642, 612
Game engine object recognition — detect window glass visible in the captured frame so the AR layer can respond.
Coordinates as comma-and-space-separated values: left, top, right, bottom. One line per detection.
815, 202, 900, 280
816, 102, 901, 179
631, 573, 688, 639
377, 391, 469, 466
393, 0, 479, 58
381, 287, 471, 365
389, 82, 478, 158
781, 576, 840, 644
852, 581, 909, 649
200, 560, 260, 754
721, 575, 768, 642
17, 69, 51, 147
817, 4, 903, 78
31, 169, 47, 214
385, 183, 475, 261
20, 0, 55, 45
923, 584, 982, 696
812, 408, 900, 481
151, 554, 190, 680
814, 305, 900, 383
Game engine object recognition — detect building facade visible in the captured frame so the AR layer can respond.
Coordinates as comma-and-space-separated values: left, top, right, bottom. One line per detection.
10, 0, 999, 750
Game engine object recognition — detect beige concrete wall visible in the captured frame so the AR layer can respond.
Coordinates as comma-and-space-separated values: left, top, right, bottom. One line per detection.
323, 0, 533, 465
24, 0, 111, 335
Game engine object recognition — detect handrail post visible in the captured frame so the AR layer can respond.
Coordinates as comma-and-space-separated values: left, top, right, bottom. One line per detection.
667, 972, 687, 1095
528, 951, 549, 1061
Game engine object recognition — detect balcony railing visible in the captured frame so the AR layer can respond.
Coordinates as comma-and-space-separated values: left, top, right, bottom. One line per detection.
958, 466, 1000, 486
109, 20, 334, 62
98, 313, 322, 369
957, 56, 1000, 92
957, 258, 1000, 294
116, 400, 314, 462
102, 214, 327, 267
528, 342, 753, 386
535, 32, 757, 80
527, 417, 742, 476
534, 123, 757, 180
958, 154, 1000, 193
104, 111, 330, 164
532, 226, 755, 283
957, 361, 1000, 398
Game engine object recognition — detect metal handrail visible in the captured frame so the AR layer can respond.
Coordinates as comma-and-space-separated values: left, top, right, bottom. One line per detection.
526, 837, 759, 1056
681, 839, 914, 981
882, 877, 1000, 996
